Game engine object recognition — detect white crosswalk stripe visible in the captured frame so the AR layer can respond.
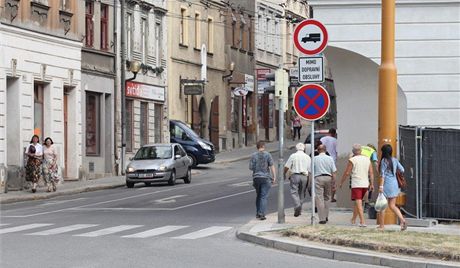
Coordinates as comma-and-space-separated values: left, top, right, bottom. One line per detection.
74, 225, 143, 237
172, 226, 233, 240
0, 223, 54, 234
26, 224, 99, 236
122, 225, 189, 238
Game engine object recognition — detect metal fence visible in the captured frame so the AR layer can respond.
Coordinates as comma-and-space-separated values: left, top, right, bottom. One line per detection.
399, 126, 460, 221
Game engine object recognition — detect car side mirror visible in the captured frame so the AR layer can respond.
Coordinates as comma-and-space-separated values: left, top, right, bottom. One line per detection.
175, 154, 181, 159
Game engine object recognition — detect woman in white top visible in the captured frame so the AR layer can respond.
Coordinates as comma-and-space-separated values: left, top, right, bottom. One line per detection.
43, 137, 60, 192
338, 144, 374, 227
25, 135, 43, 193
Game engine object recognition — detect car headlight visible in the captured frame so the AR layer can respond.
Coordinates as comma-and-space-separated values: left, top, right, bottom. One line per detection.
198, 140, 212, 151
158, 165, 167, 172
127, 167, 135, 173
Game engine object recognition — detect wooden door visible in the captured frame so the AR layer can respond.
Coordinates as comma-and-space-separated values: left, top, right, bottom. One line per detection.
63, 92, 68, 178
210, 96, 219, 151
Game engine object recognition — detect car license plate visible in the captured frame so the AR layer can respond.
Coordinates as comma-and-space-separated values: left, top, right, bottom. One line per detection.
139, 173, 154, 178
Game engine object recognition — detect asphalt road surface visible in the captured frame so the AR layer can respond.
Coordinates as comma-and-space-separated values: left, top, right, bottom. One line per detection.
0, 149, 382, 268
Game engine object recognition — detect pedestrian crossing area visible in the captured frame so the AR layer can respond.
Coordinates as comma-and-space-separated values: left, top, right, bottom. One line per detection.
0, 223, 233, 240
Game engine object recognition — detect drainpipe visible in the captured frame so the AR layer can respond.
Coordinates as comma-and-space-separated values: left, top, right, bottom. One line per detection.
120, 0, 127, 175
113, 0, 119, 175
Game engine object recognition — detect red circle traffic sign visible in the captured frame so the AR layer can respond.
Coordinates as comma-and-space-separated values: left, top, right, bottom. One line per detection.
293, 84, 330, 121
293, 19, 328, 55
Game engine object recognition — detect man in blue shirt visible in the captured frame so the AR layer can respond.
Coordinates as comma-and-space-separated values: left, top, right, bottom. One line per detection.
249, 141, 276, 220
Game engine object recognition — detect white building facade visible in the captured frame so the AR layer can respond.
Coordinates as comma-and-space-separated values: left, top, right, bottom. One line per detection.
116, 0, 168, 172
309, 0, 460, 156
0, 0, 82, 181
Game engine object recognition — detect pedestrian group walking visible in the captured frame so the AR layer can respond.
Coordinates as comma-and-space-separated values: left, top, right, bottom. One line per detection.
25, 135, 61, 193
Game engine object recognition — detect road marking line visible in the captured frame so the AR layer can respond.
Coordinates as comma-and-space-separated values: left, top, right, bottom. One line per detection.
0, 224, 54, 234
26, 224, 99, 236
74, 225, 142, 237
172, 190, 254, 210
172, 226, 232, 240
65, 190, 255, 212
154, 195, 187, 204
122, 225, 189, 238
229, 181, 252, 187
2, 177, 250, 218
0, 224, 9, 227
39, 198, 87, 206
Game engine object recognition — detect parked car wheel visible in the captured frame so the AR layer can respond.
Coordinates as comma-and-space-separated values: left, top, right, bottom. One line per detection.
188, 154, 198, 168
168, 170, 176, 186
183, 168, 192, 184
126, 182, 135, 188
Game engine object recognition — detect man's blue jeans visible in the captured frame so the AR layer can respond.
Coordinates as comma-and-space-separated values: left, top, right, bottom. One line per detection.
253, 177, 272, 216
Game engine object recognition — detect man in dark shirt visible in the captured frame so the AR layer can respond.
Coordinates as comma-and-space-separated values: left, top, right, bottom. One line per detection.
249, 141, 276, 220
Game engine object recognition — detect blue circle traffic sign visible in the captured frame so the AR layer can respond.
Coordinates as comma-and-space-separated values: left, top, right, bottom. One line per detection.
293, 84, 330, 121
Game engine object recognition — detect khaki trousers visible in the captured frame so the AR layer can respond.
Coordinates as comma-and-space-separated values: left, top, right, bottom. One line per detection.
315, 175, 332, 221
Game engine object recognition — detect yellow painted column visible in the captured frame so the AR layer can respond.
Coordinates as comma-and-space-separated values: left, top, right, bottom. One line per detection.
378, 0, 398, 156
379, 0, 399, 225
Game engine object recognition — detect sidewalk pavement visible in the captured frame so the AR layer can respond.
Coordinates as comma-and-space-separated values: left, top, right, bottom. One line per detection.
0, 139, 298, 204
237, 204, 460, 268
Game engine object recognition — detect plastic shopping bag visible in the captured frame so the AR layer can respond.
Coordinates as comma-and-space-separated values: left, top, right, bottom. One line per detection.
375, 193, 388, 212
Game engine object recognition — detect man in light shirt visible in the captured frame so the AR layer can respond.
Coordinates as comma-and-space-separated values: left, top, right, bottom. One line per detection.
284, 143, 311, 217
320, 128, 338, 202
339, 144, 374, 227
314, 144, 337, 224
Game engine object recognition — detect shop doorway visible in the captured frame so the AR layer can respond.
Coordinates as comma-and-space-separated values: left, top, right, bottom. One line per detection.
209, 96, 219, 151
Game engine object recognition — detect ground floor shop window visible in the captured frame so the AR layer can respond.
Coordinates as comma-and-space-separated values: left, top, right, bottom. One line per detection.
154, 103, 162, 143
140, 102, 149, 146
126, 100, 134, 152
34, 84, 44, 138
86, 92, 100, 155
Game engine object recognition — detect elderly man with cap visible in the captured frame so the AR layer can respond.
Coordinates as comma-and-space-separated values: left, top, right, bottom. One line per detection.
284, 143, 311, 217
314, 144, 337, 224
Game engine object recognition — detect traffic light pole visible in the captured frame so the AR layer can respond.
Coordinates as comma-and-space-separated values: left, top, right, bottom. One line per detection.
277, 97, 285, 224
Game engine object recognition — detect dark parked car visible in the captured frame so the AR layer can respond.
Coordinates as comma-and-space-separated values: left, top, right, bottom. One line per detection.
125, 143, 192, 188
170, 120, 215, 167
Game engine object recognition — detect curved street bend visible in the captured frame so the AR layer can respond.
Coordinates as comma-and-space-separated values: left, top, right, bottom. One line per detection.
0, 150, 382, 268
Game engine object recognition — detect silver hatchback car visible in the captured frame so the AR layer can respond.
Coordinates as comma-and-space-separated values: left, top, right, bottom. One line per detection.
125, 143, 192, 188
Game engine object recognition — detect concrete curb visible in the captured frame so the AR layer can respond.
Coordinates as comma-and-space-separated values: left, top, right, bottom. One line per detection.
0, 182, 125, 204
215, 145, 296, 165
236, 225, 460, 268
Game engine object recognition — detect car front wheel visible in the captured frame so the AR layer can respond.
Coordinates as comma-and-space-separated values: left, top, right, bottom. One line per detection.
126, 181, 134, 188
168, 170, 176, 186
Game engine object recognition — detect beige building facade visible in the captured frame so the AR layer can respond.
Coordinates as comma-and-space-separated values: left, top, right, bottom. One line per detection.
167, 0, 230, 151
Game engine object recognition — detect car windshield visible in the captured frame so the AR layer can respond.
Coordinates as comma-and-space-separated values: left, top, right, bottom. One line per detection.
176, 121, 199, 138
134, 146, 172, 160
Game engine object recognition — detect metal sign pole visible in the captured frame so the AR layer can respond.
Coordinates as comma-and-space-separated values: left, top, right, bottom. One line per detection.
278, 97, 285, 224
311, 122, 316, 225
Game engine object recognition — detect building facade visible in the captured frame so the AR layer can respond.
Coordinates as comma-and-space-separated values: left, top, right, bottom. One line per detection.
80, 0, 116, 178
167, 0, 228, 151
116, 0, 168, 172
254, 0, 284, 142
0, 0, 83, 181
224, 1, 256, 148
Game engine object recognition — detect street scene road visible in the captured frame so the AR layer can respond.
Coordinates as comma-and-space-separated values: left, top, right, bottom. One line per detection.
1, 150, 381, 268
